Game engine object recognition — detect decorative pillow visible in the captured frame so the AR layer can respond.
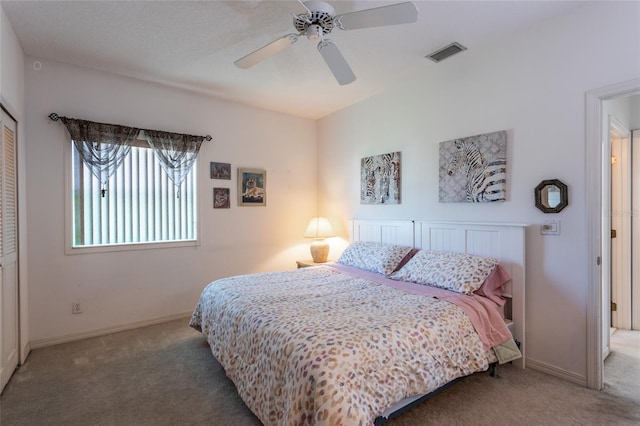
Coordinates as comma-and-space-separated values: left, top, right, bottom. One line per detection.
337, 241, 414, 276
389, 250, 499, 294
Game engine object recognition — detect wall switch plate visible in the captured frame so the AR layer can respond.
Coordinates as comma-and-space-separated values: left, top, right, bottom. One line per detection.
541, 220, 560, 235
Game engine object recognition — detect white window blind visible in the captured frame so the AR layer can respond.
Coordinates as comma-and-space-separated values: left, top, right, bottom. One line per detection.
71, 143, 197, 247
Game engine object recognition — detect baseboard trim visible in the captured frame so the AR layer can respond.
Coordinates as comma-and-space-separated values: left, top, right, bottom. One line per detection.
526, 357, 587, 387
30, 312, 192, 350
20, 342, 31, 365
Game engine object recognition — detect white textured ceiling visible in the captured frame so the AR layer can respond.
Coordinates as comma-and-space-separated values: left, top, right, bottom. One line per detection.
3, 0, 583, 119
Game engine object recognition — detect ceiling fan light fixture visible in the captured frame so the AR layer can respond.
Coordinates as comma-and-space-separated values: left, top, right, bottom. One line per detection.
305, 24, 324, 41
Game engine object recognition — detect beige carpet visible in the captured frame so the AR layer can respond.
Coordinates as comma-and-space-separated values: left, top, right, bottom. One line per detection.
605, 329, 640, 404
0, 318, 638, 425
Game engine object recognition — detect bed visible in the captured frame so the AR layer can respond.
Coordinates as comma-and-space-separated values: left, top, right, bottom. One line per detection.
190, 220, 526, 425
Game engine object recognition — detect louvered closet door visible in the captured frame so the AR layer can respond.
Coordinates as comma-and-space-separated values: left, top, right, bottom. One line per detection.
0, 109, 19, 393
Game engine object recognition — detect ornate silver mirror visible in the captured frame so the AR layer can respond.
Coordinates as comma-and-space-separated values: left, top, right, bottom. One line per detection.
535, 179, 568, 213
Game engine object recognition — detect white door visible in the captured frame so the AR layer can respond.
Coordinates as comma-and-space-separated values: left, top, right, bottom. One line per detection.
0, 108, 19, 393
610, 116, 632, 331
633, 129, 640, 330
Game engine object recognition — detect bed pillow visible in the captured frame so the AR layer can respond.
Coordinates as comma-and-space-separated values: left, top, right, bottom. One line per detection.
337, 241, 415, 276
474, 264, 511, 307
389, 250, 499, 294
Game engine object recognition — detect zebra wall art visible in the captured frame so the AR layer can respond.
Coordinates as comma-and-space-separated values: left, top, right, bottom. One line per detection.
439, 130, 507, 203
360, 151, 401, 204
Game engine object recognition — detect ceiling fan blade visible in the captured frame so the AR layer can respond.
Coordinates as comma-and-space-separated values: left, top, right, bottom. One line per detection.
335, 1, 418, 30
234, 34, 298, 69
317, 40, 356, 86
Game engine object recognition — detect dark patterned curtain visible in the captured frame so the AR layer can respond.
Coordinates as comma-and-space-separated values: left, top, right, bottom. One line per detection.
60, 117, 138, 195
53, 114, 210, 197
144, 130, 205, 192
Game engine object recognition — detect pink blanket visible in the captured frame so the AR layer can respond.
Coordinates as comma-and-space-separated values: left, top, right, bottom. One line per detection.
325, 263, 513, 350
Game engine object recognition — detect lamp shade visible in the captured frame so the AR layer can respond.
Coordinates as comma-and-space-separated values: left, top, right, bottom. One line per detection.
303, 217, 335, 239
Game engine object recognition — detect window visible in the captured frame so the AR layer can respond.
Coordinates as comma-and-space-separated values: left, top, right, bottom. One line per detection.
56, 115, 206, 252
71, 142, 198, 248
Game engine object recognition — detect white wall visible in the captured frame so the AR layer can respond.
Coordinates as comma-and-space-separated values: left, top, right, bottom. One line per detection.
24, 58, 317, 344
317, 2, 640, 383
1, 8, 24, 110
1, 5, 28, 362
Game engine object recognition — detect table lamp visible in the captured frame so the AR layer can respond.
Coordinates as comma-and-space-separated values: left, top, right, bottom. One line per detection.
303, 217, 335, 263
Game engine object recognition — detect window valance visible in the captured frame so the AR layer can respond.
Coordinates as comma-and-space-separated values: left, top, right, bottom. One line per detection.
144, 129, 203, 188
49, 113, 212, 195
58, 117, 138, 186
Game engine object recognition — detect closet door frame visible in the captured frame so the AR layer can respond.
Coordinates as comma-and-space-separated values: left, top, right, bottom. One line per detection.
0, 105, 20, 393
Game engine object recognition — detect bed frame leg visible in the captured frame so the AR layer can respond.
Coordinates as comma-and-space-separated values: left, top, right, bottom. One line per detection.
488, 362, 499, 378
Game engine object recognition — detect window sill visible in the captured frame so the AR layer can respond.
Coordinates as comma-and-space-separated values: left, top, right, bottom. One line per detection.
65, 239, 200, 255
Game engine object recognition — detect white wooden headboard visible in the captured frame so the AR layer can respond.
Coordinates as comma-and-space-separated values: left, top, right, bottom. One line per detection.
349, 220, 415, 247
350, 219, 526, 368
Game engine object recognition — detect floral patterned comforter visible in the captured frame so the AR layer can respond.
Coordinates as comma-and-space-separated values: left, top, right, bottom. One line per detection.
190, 266, 498, 426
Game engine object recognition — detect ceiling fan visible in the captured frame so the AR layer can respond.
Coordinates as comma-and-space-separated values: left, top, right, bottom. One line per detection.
234, 0, 419, 85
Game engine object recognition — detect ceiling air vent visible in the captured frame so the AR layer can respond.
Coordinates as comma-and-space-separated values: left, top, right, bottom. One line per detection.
426, 42, 467, 63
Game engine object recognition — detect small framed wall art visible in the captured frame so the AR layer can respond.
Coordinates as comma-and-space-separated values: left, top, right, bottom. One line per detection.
213, 188, 230, 209
210, 162, 231, 180
360, 151, 401, 204
238, 168, 266, 206
439, 130, 507, 203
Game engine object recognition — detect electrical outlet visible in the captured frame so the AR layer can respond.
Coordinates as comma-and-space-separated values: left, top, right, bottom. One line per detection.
72, 302, 83, 314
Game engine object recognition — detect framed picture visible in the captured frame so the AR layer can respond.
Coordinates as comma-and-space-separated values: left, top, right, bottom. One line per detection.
238, 168, 266, 206
439, 130, 507, 203
213, 188, 230, 209
210, 162, 231, 180
360, 151, 401, 204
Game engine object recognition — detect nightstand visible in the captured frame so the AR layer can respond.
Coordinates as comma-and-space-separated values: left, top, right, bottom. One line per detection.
296, 259, 332, 268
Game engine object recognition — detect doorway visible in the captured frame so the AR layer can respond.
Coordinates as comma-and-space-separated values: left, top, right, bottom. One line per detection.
586, 78, 640, 391
632, 128, 640, 331
608, 114, 640, 395
610, 115, 632, 335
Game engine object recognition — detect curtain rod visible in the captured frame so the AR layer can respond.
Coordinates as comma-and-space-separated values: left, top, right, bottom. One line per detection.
48, 113, 212, 141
